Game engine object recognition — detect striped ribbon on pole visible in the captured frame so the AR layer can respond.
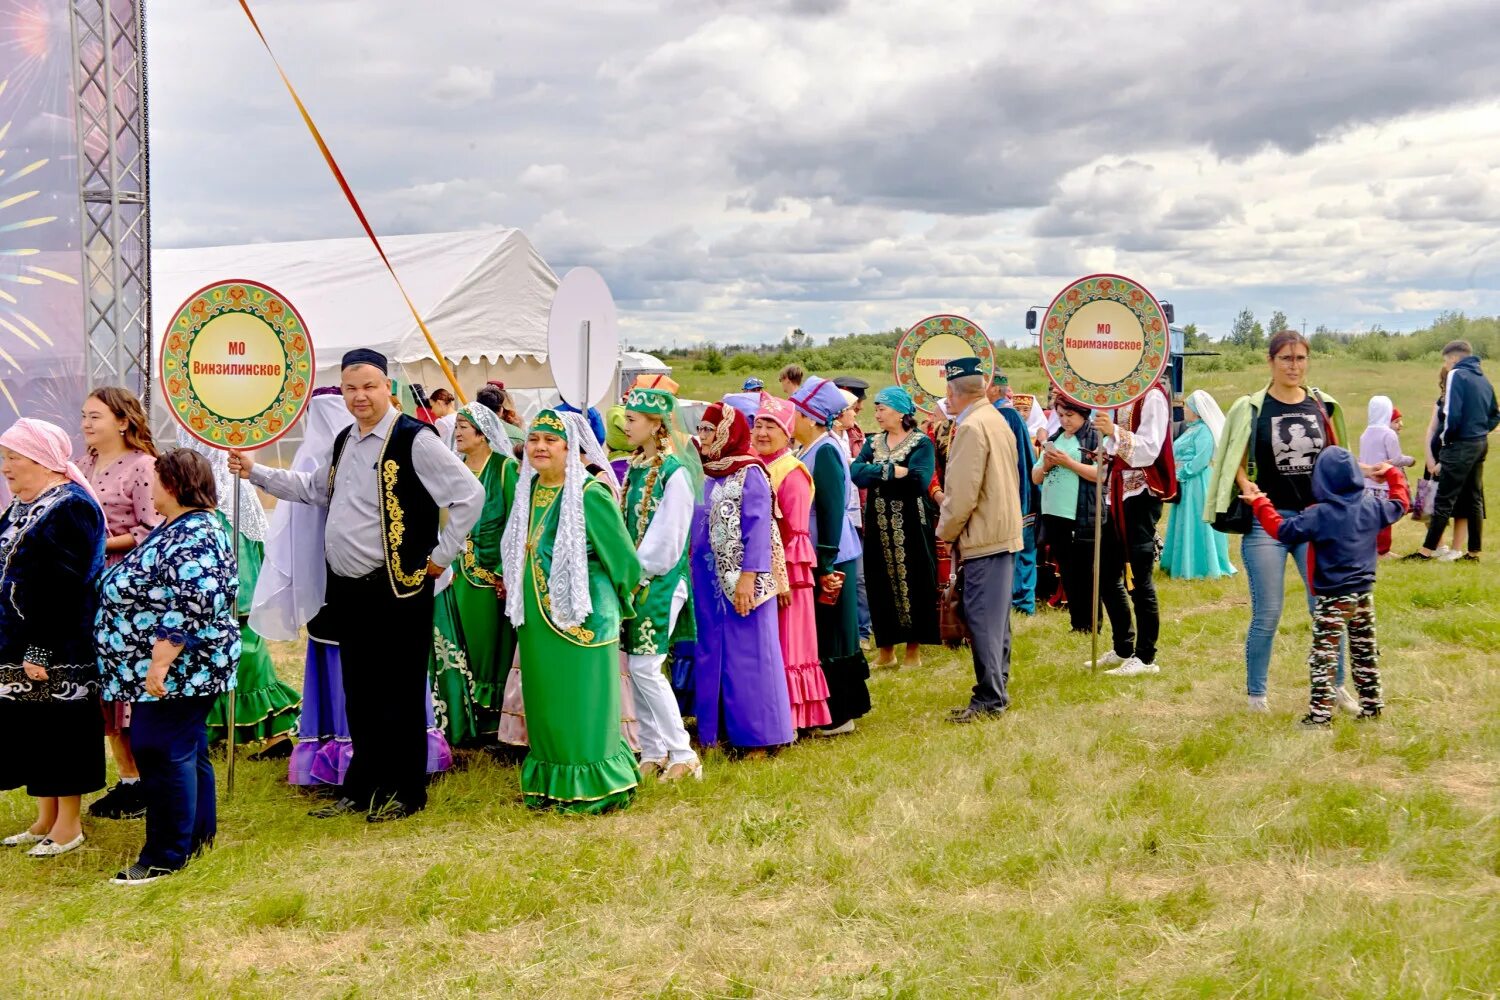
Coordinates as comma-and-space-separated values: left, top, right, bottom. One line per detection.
235, 0, 467, 403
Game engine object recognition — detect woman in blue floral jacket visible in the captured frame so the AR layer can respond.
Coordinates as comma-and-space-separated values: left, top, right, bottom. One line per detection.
96, 449, 240, 884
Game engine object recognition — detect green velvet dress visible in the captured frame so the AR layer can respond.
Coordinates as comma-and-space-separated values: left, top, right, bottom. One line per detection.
207, 512, 302, 745
516, 478, 643, 813
430, 452, 519, 745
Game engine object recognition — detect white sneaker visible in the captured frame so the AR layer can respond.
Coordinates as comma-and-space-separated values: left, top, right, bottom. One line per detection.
2, 830, 45, 847
1437, 548, 1463, 563
1435, 545, 1453, 557
1085, 650, 1127, 669
1247, 695, 1270, 713
1104, 657, 1160, 677
26, 833, 84, 858
1335, 687, 1362, 716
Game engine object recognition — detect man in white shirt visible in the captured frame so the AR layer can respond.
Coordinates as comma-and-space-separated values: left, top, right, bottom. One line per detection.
229, 349, 482, 821
1087, 378, 1175, 677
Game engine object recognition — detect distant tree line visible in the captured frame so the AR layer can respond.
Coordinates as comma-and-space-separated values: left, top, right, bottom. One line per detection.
629, 312, 1498, 376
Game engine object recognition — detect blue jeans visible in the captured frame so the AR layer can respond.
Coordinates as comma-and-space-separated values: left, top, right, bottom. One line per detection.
1241, 515, 1345, 697
1011, 522, 1037, 614
130, 695, 216, 871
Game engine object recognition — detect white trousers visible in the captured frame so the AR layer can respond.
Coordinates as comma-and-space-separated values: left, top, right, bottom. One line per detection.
625, 588, 696, 765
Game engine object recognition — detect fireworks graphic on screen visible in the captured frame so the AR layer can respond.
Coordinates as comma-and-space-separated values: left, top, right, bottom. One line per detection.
0, 73, 79, 417
0, 0, 82, 419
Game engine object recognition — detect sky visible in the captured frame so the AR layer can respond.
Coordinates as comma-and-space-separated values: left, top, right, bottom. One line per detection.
146, 0, 1500, 348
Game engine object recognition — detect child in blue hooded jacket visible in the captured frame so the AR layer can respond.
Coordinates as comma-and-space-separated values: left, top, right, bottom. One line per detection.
1242, 447, 1409, 727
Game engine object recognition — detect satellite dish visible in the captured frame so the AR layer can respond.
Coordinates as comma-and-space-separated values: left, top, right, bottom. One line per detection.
547, 267, 619, 410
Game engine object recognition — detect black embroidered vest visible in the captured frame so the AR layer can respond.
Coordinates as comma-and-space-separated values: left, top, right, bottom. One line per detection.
329, 413, 439, 598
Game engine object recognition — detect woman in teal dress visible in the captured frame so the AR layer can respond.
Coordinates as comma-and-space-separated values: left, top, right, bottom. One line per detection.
429, 403, 519, 745
499, 409, 643, 813
1162, 390, 1236, 580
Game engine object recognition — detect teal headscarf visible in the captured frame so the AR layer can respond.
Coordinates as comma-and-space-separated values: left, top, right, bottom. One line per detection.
874, 385, 915, 416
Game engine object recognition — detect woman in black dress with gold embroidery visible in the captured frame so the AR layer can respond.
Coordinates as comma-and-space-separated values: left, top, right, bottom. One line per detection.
851, 386, 940, 668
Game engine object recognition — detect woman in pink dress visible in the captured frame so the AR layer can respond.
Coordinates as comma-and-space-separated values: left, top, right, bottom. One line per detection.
751, 393, 832, 731
79, 387, 160, 820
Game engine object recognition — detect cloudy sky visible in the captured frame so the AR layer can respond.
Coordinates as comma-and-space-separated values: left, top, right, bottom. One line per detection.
148, 0, 1500, 347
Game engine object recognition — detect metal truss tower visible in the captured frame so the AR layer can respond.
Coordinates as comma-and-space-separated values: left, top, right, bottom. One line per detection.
70, 0, 150, 401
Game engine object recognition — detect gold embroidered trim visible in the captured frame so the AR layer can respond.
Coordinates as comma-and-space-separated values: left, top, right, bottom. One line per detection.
382, 457, 427, 591
461, 538, 499, 587
527, 482, 609, 647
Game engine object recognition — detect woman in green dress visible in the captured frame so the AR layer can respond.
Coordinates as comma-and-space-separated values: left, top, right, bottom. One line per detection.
499, 409, 643, 813
429, 403, 519, 746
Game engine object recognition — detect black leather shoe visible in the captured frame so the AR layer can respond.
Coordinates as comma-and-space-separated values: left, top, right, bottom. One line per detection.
248, 738, 294, 761
308, 797, 363, 819
366, 799, 422, 824
948, 707, 1004, 724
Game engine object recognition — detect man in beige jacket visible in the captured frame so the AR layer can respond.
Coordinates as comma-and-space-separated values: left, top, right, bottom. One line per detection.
936, 358, 1024, 721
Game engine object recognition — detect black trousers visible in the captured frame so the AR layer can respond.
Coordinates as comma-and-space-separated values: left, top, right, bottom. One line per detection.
1098, 493, 1163, 664
1041, 514, 1096, 633
1423, 437, 1488, 553
325, 569, 434, 810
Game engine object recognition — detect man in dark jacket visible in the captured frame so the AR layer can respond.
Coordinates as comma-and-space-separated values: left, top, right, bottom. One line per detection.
1246, 448, 1409, 728
1414, 341, 1499, 561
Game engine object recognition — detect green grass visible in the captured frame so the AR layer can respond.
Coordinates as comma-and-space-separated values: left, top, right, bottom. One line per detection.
3, 360, 1498, 998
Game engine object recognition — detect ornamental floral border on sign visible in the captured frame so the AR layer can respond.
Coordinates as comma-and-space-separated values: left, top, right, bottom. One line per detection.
1039, 273, 1168, 411
160, 280, 315, 449
893, 314, 996, 414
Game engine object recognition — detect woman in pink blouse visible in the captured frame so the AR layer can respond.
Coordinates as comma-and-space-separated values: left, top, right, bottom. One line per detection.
751, 394, 832, 731
79, 386, 161, 820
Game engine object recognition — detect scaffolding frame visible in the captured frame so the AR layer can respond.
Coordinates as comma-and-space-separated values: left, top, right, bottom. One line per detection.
70, 0, 150, 403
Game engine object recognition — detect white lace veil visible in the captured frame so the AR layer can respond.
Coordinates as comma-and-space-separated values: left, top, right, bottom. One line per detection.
175, 428, 270, 542
248, 393, 354, 640
454, 401, 510, 456
499, 410, 604, 630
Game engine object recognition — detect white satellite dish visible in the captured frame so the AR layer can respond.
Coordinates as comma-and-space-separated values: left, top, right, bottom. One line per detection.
547, 267, 619, 410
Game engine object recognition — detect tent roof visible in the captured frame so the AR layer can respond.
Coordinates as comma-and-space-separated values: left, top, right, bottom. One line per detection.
150, 229, 558, 371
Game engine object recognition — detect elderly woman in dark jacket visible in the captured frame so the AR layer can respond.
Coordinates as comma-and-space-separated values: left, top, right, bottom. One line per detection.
96, 449, 240, 884
0, 419, 107, 859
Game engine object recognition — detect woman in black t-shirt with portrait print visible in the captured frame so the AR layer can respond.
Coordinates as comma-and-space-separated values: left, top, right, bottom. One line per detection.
1208, 330, 1362, 715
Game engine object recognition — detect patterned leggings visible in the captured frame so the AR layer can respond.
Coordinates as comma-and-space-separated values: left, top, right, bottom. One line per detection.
1309, 591, 1381, 722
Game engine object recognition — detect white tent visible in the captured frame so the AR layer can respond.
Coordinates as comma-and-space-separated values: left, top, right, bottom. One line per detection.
150, 228, 559, 395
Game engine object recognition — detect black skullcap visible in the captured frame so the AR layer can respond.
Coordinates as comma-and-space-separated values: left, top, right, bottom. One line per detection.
341, 348, 388, 374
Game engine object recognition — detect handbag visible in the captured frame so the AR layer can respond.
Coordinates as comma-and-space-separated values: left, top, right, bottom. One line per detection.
1413, 477, 1437, 522
938, 547, 970, 648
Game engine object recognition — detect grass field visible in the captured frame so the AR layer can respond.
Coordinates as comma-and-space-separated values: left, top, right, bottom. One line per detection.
3, 360, 1498, 998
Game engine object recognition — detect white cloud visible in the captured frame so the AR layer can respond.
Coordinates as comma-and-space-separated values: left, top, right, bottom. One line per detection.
428, 65, 495, 105
145, 0, 1500, 348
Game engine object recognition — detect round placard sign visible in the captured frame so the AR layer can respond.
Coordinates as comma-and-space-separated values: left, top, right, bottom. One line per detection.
160, 280, 315, 448
1038, 273, 1168, 410
547, 267, 619, 410
893, 314, 996, 413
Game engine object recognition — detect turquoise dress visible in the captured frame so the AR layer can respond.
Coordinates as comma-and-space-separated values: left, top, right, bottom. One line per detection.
1161, 420, 1236, 580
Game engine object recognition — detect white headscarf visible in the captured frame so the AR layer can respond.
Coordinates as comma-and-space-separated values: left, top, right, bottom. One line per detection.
175, 428, 270, 542
1366, 395, 1393, 431
1184, 389, 1227, 447
248, 393, 354, 640
454, 401, 510, 456
499, 410, 614, 631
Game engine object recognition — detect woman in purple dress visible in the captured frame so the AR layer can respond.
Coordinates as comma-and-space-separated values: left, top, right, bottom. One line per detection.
689, 402, 795, 753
